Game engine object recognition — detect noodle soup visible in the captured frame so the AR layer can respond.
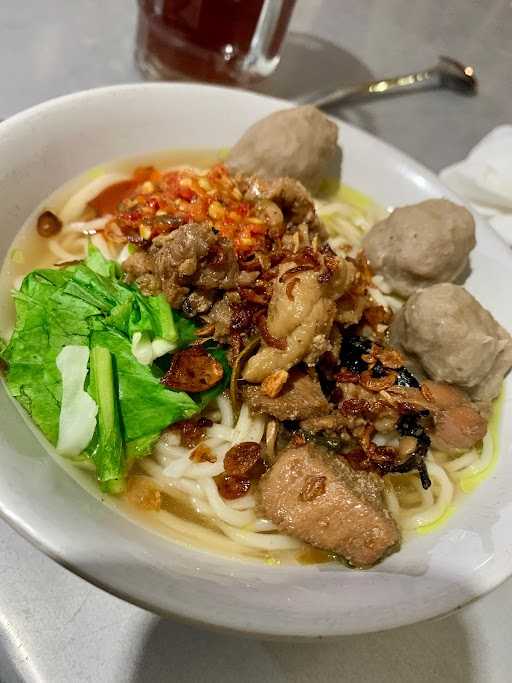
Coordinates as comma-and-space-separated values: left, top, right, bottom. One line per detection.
0, 148, 502, 568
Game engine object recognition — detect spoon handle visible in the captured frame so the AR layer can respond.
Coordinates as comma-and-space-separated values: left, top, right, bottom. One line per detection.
297, 67, 438, 108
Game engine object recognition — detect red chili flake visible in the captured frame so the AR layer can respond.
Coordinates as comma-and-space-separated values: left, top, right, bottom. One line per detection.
126, 208, 142, 222
161, 171, 181, 198
147, 196, 160, 211
224, 442, 265, 478
178, 186, 195, 201
237, 202, 250, 217
215, 474, 251, 500
256, 313, 287, 350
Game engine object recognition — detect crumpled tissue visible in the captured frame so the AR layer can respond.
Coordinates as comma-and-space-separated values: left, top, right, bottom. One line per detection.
440, 125, 512, 245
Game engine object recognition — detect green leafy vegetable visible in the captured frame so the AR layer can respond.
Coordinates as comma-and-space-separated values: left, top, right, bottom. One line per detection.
129, 292, 177, 343
90, 329, 197, 442
1, 243, 228, 493
2, 275, 79, 443
174, 311, 198, 348
88, 346, 124, 491
131, 332, 176, 366
56, 345, 98, 459
85, 245, 120, 279
125, 433, 161, 460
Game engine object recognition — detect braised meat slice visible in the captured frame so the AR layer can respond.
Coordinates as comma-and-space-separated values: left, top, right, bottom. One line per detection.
242, 370, 330, 421
204, 292, 237, 341
300, 413, 353, 435
123, 222, 238, 308
427, 385, 487, 452
386, 381, 488, 453
259, 443, 400, 567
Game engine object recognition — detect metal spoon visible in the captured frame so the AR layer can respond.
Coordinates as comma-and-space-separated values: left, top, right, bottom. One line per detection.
297, 56, 477, 108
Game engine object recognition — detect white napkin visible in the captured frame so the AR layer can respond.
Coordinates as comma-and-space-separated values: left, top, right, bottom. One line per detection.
439, 126, 512, 245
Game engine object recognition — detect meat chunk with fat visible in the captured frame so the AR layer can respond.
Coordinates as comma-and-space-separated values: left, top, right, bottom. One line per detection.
226, 106, 341, 193
243, 259, 354, 382
363, 199, 475, 297
300, 413, 348, 433
259, 443, 400, 567
204, 292, 238, 341
121, 250, 161, 296
426, 382, 487, 452
387, 381, 488, 453
242, 370, 330, 421
123, 222, 238, 308
390, 283, 512, 402
244, 176, 321, 232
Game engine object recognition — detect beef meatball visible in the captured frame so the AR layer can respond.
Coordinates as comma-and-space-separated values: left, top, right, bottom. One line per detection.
363, 199, 475, 297
390, 283, 512, 402
226, 106, 341, 193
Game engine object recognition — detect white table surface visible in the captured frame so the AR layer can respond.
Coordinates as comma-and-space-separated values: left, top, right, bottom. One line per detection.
1, 1, 511, 681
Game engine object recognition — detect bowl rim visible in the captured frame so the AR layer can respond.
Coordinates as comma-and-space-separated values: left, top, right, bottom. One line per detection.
1, 81, 512, 638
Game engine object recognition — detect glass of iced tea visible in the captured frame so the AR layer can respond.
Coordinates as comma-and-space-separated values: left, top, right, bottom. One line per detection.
135, 0, 296, 85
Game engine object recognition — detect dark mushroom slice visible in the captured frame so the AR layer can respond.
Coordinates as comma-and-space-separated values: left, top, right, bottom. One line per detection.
37, 210, 62, 237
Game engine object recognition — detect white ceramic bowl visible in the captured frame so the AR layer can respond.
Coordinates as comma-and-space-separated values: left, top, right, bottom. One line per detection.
1, 83, 511, 638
